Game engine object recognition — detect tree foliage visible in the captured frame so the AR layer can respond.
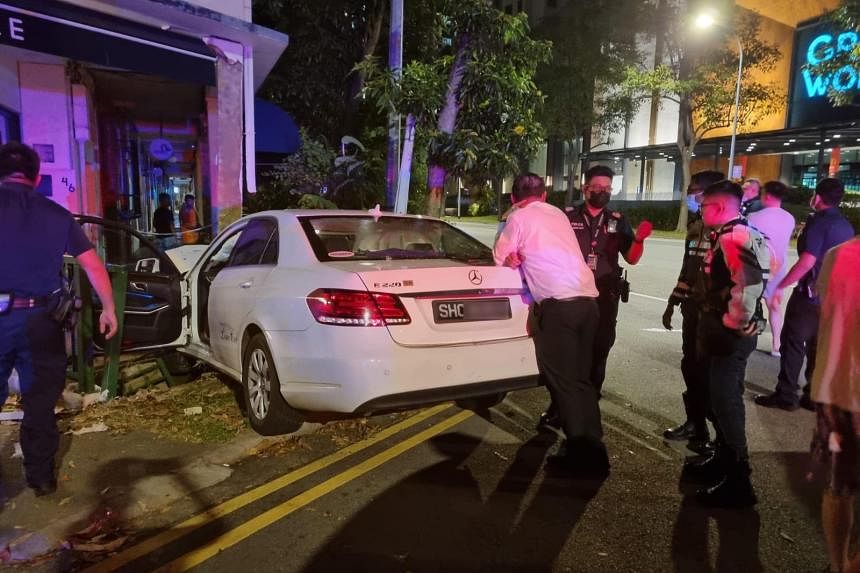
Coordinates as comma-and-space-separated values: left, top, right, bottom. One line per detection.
253, 0, 386, 143
359, 1, 551, 214
536, 0, 645, 147
624, 7, 785, 230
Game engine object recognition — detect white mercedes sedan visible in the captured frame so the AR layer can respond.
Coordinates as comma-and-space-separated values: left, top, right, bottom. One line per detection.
77, 210, 540, 435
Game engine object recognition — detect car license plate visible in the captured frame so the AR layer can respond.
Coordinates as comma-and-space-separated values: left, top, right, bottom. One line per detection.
432, 298, 511, 323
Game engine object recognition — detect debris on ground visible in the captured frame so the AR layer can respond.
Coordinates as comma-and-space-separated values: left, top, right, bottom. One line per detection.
65, 372, 245, 444
254, 412, 412, 458
62, 506, 128, 561
61, 390, 84, 412
71, 422, 109, 436
0, 411, 23, 422
82, 390, 109, 410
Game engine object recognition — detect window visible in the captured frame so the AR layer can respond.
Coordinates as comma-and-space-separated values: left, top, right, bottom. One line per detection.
300, 216, 493, 264
228, 218, 278, 267
260, 229, 279, 265
0, 106, 20, 145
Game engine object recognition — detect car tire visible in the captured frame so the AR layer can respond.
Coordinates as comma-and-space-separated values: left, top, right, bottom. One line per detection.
455, 392, 507, 412
243, 334, 304, 435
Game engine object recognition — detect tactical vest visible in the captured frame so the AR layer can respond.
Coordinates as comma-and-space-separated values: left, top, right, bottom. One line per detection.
698, 219, 770, 316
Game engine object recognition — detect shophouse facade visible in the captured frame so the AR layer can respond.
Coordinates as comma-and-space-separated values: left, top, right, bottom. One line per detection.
0, 0, 288, 236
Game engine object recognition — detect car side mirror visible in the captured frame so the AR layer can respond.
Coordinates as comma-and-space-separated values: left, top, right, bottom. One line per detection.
135, 258, 161, 274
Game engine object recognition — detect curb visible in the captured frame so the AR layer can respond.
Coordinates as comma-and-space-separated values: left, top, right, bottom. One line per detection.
2, 422, 322, 564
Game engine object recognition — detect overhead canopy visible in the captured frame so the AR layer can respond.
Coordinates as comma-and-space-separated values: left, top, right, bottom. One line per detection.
255, 98, 301, 155
0, 0, 289, 89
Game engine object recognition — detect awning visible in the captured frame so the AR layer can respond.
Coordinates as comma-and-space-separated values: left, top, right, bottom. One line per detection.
0, 0, 289, 89
0, 1, 216, 85
255, 98, 301, 155
63, 0, 288, 90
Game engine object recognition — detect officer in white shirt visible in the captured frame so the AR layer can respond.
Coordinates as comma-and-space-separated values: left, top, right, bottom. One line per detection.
494, 173, 607, 478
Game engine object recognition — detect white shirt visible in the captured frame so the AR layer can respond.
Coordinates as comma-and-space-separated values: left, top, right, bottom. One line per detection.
811, 238, 860, 413
493, 200, 598, 302
748, 206, 795, 273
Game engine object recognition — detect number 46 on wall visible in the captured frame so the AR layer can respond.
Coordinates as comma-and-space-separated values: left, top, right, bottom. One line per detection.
60, 176, 76, 193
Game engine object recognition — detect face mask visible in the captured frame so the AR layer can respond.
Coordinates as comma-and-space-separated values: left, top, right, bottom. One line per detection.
686, 195, 700, 214
587, 191, 611, 209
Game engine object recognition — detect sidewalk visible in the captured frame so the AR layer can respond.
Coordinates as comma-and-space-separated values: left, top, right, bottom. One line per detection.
0, 421, 270, 563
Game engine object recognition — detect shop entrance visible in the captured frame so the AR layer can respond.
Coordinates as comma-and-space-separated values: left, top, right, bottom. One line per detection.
92, 70, 209, 247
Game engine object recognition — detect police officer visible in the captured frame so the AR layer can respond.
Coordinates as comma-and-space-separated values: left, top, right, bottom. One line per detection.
537, 165, 652, 430
740, 178, 763, 217
0, 142, 118, 496
683, 180, 770, 509
661, 170, 724, 452
754, 178, 855, 411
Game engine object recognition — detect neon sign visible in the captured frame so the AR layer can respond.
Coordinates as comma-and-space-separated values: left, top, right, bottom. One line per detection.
803, 31, 860, 97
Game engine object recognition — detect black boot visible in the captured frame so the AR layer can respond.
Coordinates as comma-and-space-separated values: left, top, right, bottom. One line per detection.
664, 420, 697, 441
681, 448, 725, 485
696, 454, 757, 509
665, 393, 710, 444
537, 410, 561, 432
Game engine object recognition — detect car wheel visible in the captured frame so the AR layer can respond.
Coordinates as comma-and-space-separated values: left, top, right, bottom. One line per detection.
243, 334, 304, 435
455, 392, 507, 412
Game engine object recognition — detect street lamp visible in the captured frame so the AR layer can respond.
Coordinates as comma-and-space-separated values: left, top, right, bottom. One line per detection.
695, 12, 743, 179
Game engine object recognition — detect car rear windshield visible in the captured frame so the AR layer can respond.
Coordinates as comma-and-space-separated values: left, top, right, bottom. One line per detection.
299, 216, 494, 264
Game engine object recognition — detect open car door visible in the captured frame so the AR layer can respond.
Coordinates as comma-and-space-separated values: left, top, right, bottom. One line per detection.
74, 216, 188, 351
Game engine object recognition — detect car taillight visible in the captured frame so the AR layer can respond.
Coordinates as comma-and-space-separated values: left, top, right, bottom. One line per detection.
306, 289, 411, 326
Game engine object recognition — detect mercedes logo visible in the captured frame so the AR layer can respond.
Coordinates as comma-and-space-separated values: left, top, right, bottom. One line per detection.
468, 269, 483, 285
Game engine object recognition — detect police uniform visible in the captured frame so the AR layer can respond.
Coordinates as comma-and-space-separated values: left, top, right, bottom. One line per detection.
740, 198, 763, 218
664, 213, 711, 444
689, 218, 769, 508
0, 180, 92, 492
567, 203, 635, 391
769, 207, 854, 407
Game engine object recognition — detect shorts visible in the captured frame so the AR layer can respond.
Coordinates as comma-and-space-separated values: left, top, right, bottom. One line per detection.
811, 403, 860, 496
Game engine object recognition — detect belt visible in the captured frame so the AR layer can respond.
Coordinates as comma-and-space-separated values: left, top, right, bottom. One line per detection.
11, 295, 54, 309
547, 296, 595, 303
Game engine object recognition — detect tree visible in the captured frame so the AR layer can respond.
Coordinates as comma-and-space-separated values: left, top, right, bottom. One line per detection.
359, 1, 551, 216
535, 0, 646, 200
253, 0, 387, 142
625, 7, 785, 230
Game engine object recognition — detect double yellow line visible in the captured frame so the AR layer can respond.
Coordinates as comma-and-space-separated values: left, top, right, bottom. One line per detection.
83, 404, 471, 573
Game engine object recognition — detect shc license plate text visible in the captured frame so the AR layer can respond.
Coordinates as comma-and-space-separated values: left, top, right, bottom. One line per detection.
432, 298, 512, 323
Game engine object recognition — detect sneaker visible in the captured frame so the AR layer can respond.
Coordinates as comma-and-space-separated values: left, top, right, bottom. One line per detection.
753, 393, 798, 411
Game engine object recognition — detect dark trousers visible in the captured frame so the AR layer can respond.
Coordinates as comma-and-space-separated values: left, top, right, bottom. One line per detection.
774, 290, 818, 403
680, 301, 709, 431
0, 307, 67, 485
698, 312, 756, 460
591, 292, 620, 392
532, 298, 602, 449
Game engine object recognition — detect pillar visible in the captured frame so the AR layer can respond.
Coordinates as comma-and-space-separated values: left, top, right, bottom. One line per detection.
204, 37, 245, 235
